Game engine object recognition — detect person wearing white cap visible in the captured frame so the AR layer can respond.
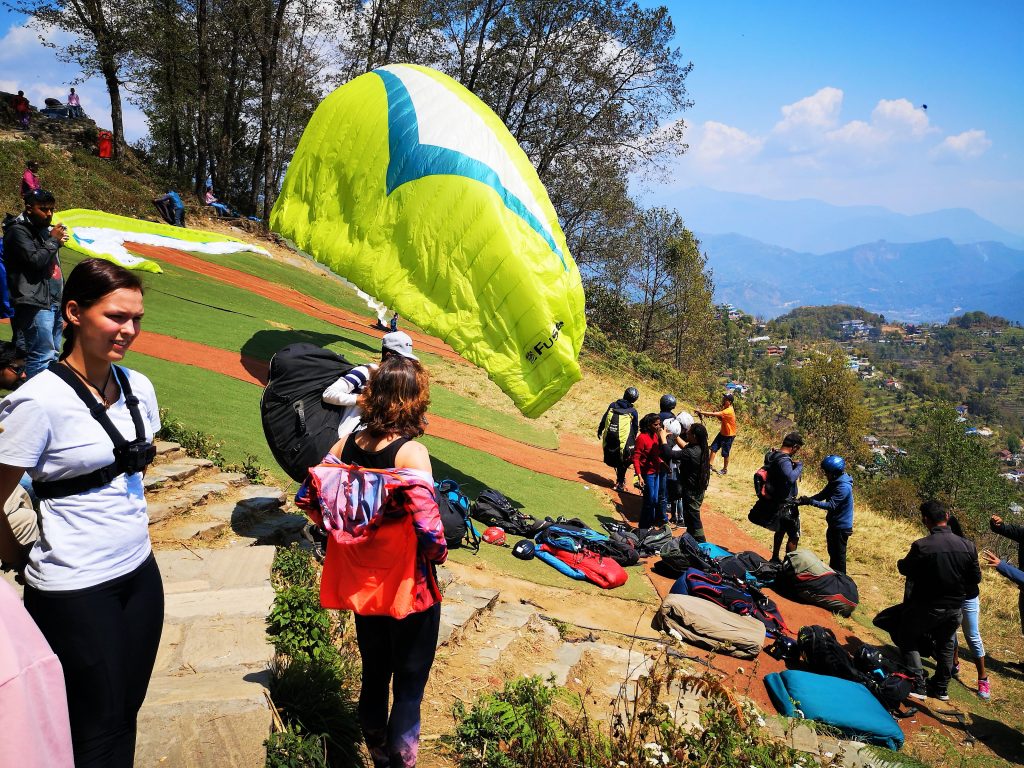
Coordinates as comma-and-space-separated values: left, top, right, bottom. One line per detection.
323, 331, 418, 436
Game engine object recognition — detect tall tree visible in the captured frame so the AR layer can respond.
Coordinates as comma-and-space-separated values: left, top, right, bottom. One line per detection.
792, 350, 871, 459
15, 0, 137, 159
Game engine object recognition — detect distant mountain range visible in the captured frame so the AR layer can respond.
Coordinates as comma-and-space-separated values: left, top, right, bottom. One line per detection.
668, 187, 1024, 253
700, 234, 1024, 323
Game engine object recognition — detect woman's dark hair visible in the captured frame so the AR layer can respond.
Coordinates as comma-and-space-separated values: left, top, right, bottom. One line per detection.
60, 258, 144, 358
357, 355, 430, 438
639, 412, 659, 433
690, 422, 712, 491
947, 514, 965, 539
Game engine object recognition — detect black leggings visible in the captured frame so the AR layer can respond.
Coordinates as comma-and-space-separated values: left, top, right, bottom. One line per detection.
354, 602, 441, 768
23, 555, 164, 768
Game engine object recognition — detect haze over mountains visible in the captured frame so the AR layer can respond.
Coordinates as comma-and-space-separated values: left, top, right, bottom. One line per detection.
665, 188, 1024, 322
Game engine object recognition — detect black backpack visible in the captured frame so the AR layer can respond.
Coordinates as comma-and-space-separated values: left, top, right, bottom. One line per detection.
539, 520, 639, 567
261, 343, 354, 482
659, 532, 718, 575
600, 405, 636, 466
436, 479, 480, 552
797, 625, 913, 712
470, 489, 539, 536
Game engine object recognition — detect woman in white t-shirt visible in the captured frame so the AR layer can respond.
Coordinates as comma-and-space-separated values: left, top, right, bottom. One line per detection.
0, 258, 162, 768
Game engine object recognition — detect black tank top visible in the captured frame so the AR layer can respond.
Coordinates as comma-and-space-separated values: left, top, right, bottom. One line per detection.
340, 433, 410, 470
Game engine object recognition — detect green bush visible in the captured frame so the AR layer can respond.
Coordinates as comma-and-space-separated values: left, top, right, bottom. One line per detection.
268, 657, 365, 768
265, 725, 329, 768
157, 408, 226, 467
447, 668, 804, 768
272, 544, 318, 590
266, 584, 336, 662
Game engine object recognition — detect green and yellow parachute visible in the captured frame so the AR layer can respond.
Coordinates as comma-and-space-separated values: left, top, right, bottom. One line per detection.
54, 209, 269, 272
271, 64, 585, 418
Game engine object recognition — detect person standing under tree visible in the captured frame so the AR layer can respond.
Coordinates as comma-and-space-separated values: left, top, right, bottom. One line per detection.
696, 392, 738, 475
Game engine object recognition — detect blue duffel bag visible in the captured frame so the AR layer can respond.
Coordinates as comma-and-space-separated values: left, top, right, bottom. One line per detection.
764, 670, 904, 751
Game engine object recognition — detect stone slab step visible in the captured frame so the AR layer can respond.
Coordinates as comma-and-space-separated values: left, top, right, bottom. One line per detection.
150, 462, 202, 483
156, 545, 276, 592
437, 583, 500, 647
155, 614, 274, 676
235, 485, 287, 515
135, 670, 271, 768
476, 602, 539, 664
165, 585, 275, 620
154, 440, 181, 455
210, 471, 248, 486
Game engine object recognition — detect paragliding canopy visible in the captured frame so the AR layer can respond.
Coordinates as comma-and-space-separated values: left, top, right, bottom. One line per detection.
271, 64, 585, 418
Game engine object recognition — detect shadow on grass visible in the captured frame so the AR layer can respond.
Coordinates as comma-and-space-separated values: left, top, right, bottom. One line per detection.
986, 652, 1024, 684
240, 328, 380, 383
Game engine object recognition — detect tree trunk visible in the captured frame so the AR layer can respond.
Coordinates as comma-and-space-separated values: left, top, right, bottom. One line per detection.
100, 60, 125, 161
195, 0, 211, 197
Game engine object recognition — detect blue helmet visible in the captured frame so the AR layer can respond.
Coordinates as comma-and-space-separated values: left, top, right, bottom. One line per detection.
821, 455, 846, 475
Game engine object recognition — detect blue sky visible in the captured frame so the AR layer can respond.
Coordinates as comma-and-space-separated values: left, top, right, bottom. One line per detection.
3, 1, 1021, 230
648, 1, 1024, 230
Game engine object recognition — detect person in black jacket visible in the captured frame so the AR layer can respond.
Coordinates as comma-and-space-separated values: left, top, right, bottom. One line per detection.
3, 189, 68, 378
597, 387, 639, 491
897, 501, 982, 700
990, 513, 1024, 635
748, 431, 804, 561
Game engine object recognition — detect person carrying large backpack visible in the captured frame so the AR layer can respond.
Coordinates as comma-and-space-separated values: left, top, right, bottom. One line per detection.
797, 454, 854, 573
597, 387, 639, 492
748, 431, 804, 562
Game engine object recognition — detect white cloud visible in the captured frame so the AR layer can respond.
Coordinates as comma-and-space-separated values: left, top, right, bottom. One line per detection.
775, 87, 844, 133
932, 129, 992, 161
694, 121, 764, 164
871, 98, 932, 139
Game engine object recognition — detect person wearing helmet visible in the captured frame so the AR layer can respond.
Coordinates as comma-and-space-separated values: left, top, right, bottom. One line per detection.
597, 387, 639, 492
797, 454, 854, 573
696, 393, 738, 476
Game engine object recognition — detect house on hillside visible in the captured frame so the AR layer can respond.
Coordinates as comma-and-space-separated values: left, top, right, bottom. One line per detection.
977, 428, 994, 438
955, 404, 969, 417
766, 345, 787, 357
748, 335, 770, 344
864, 435, 880, 447
884, 377, 902, 390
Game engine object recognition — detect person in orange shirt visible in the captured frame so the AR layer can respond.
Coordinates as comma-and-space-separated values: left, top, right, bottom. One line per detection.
696, 392, 737, 476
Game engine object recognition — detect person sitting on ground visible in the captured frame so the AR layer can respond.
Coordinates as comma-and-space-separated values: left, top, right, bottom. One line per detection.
748, 432, 804, 561
323, 331, 418, 437
946, 515, 990, 700
982, 548, 1024, 588
989, 513, 1024, 635
325, 355, 447, 768
672, 420, 711, 542
202, 186, 232, 217
0, 258, 163, 767
897, 501, 981, 702
633, 413, 667, 529
20, 160, 40, 198
696, 392, 738, 475
597, 387, 639, 492
797, 454, 854, 573
66, 87, 82, 119
3, 189, 68, 379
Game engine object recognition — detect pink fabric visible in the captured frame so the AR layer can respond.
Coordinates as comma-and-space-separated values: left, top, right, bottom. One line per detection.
0, 580, 73, 768
66, 92, 80, 107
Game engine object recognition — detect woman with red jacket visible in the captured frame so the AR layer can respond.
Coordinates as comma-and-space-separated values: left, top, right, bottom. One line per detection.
633, 413, 667, 528
300, 355, 446, 768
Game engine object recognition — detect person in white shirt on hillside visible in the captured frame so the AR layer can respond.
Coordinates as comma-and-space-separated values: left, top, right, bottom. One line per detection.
0, 258, 162, 768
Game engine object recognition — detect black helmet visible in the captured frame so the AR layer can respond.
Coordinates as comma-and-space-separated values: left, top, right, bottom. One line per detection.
853, 644, 887, 675
659, 394, 676, 412
623, 387, 639, 403
512, 539, 536, 560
